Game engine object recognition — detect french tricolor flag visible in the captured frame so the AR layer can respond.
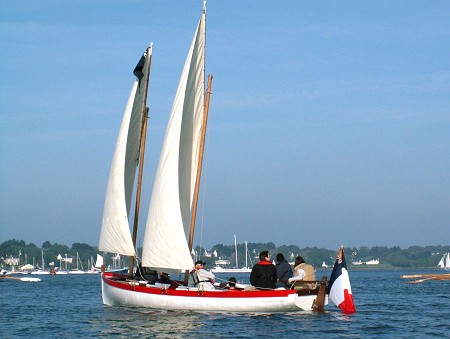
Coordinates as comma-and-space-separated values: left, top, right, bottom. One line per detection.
328, 246, 356, 314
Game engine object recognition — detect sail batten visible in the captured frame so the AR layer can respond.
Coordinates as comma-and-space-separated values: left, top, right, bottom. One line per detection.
141, 10, 206, 271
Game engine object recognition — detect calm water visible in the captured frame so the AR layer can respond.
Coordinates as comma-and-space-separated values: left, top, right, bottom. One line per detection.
1, 269, 449, 338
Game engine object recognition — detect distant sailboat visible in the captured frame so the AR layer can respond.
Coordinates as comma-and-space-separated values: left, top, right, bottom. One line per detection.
31, 249, 49, 275
437, 253, 450, 270
211, 236, 252, 273
68, 252, 85, 274
87, 254, 103, 274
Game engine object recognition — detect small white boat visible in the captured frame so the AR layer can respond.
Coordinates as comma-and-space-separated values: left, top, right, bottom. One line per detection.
210, 266, 252, 274
68, 269, 85, 275
30, 270, 51, 275
68, 252, 85, 274
211, 237, 253, 274
0, 275, 41, 282
365, 259, 380, 265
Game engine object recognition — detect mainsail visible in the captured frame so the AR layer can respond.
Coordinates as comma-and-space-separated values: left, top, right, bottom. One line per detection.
141, 8, 206, 273
99, 47, 153, 256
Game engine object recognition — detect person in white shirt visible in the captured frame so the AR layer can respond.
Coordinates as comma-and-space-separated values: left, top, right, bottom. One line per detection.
192, 260, 215, 290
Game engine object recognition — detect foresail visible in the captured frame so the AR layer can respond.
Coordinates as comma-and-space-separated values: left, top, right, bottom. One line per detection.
142, 9, 206, 272
99, 48, 152, 256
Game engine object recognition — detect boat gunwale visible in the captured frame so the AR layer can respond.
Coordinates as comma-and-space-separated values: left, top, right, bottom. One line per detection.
102, 272, 322, 299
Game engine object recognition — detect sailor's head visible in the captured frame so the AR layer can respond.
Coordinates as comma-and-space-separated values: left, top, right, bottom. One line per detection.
195, 260, 206, 268
259, 251, 270, 262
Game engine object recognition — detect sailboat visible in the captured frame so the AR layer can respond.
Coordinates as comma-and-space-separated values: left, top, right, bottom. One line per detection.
99, 3, 328, 313
31, 249, 49, 275
68, 252, 85, 274
211, 237, 252, 273
437, 253, 450, 270
87, 254, 103, 274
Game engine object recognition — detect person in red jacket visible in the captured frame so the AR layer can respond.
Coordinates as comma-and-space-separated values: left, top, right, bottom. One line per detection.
250, 251, 277, 289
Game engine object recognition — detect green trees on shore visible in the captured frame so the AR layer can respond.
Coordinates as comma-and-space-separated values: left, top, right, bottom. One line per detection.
1, 238, 449, 270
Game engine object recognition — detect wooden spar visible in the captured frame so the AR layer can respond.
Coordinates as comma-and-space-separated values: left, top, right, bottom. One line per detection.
401, 273, 450, 279
401, 273, 450, 283
188, 74, 213, 252
184, 74, 213, 284
129, 46, 153, 277
400, 273, 450, 284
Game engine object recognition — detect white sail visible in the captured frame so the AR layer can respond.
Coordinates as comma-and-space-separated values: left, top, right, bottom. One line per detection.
141, 9, 206, 272
95, 254, 104, 269
438, 253, 450, 269
99, 47, 152, 256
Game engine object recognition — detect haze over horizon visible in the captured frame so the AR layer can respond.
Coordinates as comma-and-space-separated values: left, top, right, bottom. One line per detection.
1, 1, 449, 251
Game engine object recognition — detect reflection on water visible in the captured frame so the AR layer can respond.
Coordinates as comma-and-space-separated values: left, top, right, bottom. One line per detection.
95, 308, 202, 337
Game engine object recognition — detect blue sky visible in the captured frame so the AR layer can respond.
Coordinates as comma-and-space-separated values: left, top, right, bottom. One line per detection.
1, 1, 449, 251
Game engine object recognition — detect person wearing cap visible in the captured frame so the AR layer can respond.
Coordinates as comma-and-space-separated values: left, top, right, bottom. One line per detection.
192, 260, 215, 290
227, 277, 237, 290
250, 251, 277, 289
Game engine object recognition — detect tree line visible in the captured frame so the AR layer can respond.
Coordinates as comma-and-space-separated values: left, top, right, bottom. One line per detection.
1, 239, 449, 270
195, 242, 450, 268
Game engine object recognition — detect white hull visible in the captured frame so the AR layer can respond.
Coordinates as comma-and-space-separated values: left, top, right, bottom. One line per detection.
30, 270, 51, 275
0, 276, 41, 282
102, 273, 327, 313
210, 267, 252, 274
365, 259, 380, 265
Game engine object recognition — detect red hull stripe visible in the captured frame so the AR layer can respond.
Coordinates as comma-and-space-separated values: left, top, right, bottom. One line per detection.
103, 273, 298, 299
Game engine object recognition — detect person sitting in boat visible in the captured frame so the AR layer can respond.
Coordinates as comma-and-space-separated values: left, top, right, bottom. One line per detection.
191, 260, 215, 290
135, 262, 158, 284
288, 256, 317, 290
250, 251, 277, 289
159, 272, 171, 284
275, 253, 293, 288
227, 276, 237, 290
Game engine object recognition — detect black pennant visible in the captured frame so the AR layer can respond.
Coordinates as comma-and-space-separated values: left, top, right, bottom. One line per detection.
133, 53, 146, 80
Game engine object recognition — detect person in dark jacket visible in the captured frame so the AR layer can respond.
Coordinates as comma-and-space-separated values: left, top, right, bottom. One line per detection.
275, 253, 293, 288
250, 251, 277, 289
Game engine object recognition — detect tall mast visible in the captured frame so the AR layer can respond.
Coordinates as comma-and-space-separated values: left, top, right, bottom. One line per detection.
188, 74, 213, 252
245, 241, 248, 268
128, 45, 153, 277
234, 235, 238, 269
